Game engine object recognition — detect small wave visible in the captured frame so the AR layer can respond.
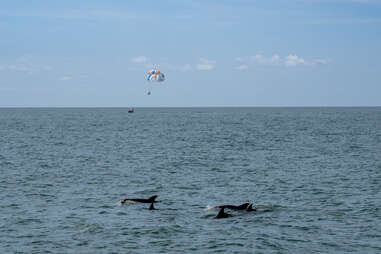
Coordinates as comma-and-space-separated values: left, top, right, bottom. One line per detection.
205, 205, 217, 211
117, 200, 136, 206
78, 224, 104, 234
202, 214, 216, 219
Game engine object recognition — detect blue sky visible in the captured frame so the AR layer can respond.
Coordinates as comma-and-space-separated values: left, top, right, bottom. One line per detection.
0, 0, 380, 107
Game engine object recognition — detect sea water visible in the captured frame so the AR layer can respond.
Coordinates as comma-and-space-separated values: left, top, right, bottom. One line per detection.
1, 107, 380, 253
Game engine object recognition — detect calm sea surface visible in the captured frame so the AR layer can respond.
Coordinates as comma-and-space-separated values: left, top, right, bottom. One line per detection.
0, 107, 380, 253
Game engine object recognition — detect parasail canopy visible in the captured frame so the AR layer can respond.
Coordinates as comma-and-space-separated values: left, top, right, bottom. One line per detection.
147, 69, 165, 82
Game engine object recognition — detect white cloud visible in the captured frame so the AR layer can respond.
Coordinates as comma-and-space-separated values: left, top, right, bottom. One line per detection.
236, 65, 249, 70
131, 56, 148, 63
0, 55, 53, 74
285, 55, 307, 67
7, 64, 30, 71
254, 54, 281, 66
0, 63, 50, 73
235, 54, 329, 68
196, 58, 216, 71
150, 62, 193, 72
59, 76, 72, 81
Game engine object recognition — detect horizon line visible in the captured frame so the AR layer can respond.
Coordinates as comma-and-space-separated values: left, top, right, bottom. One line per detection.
0, 106, 380, 109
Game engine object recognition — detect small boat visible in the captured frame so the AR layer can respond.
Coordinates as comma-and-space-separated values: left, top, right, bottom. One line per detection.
128, 108, 134, 113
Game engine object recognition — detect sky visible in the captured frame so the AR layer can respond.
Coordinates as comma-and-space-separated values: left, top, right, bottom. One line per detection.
0, 0, 380, 107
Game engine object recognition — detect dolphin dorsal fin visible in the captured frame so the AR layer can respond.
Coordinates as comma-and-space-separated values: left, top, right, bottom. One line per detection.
148, 195, 158, 202
239, 203, 249, 209
217, 208, 225, 217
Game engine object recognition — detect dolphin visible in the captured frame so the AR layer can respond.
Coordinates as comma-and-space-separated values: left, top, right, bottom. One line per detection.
216, 203, 249, 211
215, 208, 232, 219
121, 195, 158, 204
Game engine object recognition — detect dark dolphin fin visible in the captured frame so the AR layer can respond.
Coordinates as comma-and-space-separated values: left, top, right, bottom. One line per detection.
149, 202, 155, 210
238, 203, 249, 210
216, 208, 225, 218
147, 195, 158, 203
215, 208, 232, 219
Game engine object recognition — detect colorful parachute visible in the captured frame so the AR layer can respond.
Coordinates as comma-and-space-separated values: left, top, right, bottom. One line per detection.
147, 69, 165, 82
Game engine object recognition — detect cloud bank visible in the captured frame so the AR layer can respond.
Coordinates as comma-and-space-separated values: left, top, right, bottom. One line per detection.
196, 58, 216, 71
236, 54, 329, 69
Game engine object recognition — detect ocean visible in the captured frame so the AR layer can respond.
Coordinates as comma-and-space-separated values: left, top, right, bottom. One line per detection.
1, 107, 380, 253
